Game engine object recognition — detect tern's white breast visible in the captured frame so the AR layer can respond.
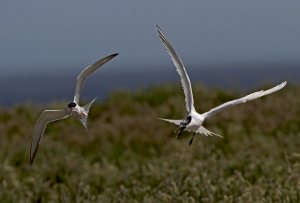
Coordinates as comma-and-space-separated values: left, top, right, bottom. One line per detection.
70, 106, 85, 119
186, 111, 204, 131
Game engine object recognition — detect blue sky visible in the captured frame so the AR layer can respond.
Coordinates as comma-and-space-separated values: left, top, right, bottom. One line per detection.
1, 0, 300, 75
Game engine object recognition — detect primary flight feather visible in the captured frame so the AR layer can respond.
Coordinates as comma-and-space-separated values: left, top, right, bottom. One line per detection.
157, 25, 195, 113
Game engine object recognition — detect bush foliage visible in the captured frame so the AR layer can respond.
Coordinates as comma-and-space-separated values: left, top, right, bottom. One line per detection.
0, 84, 299, 202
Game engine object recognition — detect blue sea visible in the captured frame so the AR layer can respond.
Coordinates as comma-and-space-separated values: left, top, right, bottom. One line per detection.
0, 64, 298, 106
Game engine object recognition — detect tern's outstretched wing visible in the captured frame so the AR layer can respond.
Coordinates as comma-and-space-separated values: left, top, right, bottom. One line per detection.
157, 25, 195, 113
73, 53, 118, 103
30, 110, 69, 165
157, 118, 182, 125
203, 81, 287, 119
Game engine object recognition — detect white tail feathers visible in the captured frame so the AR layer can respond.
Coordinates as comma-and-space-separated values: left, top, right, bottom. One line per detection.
83, 97, 97, 114
196, 126, 223, 138
80, 97, 97, 131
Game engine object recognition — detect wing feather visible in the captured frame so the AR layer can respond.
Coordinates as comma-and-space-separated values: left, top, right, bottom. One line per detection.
30, 109, 69, 165
203, 81, 287, 118
157, 118, 182, 125
73, 53, 118, 103
157, 25, 195, 112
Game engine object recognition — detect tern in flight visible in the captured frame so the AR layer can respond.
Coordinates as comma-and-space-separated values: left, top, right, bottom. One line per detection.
30, 53, 118, 164
156, 25, 287, 146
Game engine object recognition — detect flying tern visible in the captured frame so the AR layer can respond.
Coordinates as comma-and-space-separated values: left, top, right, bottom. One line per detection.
30, 53, 118, 164
156, 25, 287, 145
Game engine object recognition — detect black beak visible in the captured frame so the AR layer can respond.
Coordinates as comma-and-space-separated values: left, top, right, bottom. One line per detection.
175, 126, 185, 138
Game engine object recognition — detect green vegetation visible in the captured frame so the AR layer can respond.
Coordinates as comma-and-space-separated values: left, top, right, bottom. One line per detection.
0, 84, 299, 202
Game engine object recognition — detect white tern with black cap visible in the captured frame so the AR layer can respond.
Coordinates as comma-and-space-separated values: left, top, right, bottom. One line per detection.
30, 53, 118, 164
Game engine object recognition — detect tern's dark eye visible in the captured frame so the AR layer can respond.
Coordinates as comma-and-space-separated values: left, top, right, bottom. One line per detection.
68, 102, 76, 108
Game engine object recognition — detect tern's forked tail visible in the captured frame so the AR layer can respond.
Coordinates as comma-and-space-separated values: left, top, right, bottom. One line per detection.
197, 126, 223, 138
80, 97, 97, 130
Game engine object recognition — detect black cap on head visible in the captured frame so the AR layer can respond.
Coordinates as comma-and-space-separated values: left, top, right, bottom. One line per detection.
68, 102, 76, 108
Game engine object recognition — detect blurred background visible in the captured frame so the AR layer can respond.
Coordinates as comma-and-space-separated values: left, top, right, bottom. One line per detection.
0, 0, 299, 106
0, 1, 300, 202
